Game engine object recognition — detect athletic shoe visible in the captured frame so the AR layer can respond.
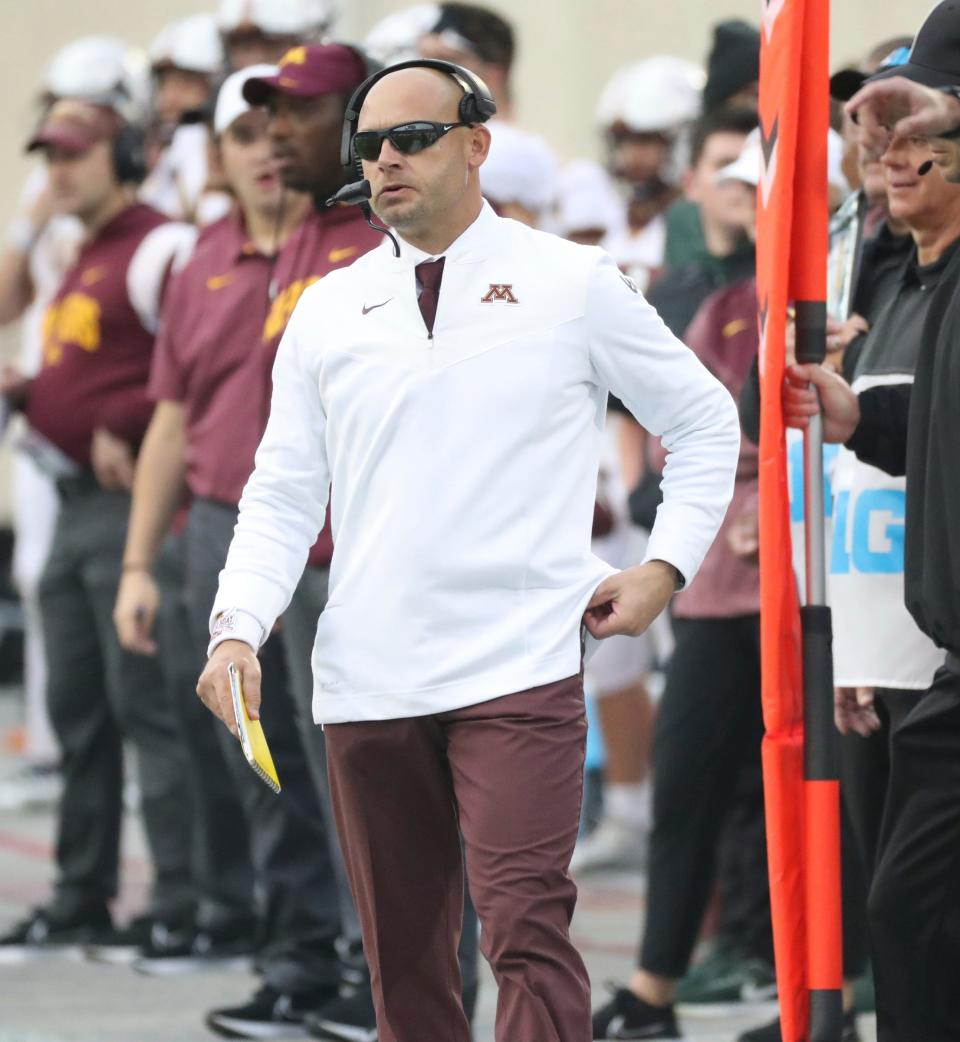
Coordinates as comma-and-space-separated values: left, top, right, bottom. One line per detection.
570, 817, 648, 875
736, 1009, 861, 1042
0, 905, 113, 964
305, 984, 378, 1041
206, 984, 340, 1040
592, 983, 681, 1040
84, 914, 157, 965
675, 941, 777, 1014
133, 919, 255, 975
0, 761, 61, 811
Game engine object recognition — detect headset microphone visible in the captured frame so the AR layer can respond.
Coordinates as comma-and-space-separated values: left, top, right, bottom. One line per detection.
326, 179, 372, 206
918, 159, 935, 176
325, 178, 400, 257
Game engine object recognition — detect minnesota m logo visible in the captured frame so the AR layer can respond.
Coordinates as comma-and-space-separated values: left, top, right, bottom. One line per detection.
480, 283, 519, 304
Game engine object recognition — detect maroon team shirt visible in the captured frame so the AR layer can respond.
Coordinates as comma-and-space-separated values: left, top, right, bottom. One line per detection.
26, 203, 170, 467
150, 202, 382, 567
649, 276, 760, 619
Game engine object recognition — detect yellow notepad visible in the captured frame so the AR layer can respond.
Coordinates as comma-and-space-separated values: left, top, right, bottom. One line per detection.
228, 662, 281, 794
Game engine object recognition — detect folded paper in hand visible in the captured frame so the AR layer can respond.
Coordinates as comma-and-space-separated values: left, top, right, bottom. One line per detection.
228, 662, 281, 794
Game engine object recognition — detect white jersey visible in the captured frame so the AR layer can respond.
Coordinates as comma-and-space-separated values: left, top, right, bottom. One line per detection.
602, 214, 667, 294
212, 202, 740, 723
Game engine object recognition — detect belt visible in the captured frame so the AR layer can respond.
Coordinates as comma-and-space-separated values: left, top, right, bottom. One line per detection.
945, 652, 960, 676
54, 472, 101, 502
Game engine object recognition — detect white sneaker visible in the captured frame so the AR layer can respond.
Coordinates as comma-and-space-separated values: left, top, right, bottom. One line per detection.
569, 816, 647, 875
0, 762, 61, 812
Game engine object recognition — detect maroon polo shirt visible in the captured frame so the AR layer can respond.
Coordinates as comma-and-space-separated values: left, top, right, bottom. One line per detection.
150, 202, 381, 567
26, 203, 169, 467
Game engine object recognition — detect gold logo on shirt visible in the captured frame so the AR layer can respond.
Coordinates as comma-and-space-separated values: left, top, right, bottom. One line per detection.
262, 277, 320, 342
42, 293, 102, 365
207, 271, 236, 291
328, 246, 359, 263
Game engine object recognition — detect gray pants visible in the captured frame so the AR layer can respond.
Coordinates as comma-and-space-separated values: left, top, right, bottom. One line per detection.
153, 533, 255, 931
185, 499, 343, 994
39, 482, 193, 920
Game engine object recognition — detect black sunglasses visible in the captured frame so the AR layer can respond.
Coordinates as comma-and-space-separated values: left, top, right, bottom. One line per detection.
352, 120, 472, 162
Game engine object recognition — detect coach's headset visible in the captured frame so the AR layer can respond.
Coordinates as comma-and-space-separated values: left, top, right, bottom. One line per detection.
112, 121, 147, 184
95, 82, 148, 185
339, 58, 497, 182
29, 91, 148, 186
330, 59, 496, 255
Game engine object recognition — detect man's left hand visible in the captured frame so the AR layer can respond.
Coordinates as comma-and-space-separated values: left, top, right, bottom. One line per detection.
584, 560, 678, 640
835, 686, 881, 737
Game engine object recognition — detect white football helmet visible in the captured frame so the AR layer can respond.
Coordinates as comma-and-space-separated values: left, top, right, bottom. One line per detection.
149, 14, 225, 77
217, 0, 337, 38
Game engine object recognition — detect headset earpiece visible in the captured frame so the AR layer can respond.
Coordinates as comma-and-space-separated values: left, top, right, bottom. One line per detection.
331, 43, 384, 181
112, 121, 147, 185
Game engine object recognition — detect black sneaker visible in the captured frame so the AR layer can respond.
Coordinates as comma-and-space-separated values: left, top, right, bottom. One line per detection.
0, 905, 113, 964
675, 941, 778, 1016
206, 984, 340, 1040
84, 914, 157, 966
305, 984, 378, 1042
737, 1009, 861, 1042
133, 919, 255, 975
592, 984, 681, 1040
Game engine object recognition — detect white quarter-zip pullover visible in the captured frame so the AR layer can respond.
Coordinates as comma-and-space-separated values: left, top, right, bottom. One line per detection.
211, 203, 740, 723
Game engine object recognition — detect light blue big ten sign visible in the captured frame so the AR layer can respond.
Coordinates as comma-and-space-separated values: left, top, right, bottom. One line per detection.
788, 440, 904, 577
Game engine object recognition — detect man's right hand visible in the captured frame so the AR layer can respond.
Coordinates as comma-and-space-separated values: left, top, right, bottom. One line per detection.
0, 366, 29, 410
113, 569, 160, 655
196, 640, 262, 739
783, 363, 861, 444
847, 77, 960, 154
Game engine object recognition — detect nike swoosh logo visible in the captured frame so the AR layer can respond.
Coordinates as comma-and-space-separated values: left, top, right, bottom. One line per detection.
362, 298, 392, 315
206, 272, 235, 291
605, 1013, 679, 1039
81, 266, 107, 287
329, 246, 359, 263
740, 980, 778, 1002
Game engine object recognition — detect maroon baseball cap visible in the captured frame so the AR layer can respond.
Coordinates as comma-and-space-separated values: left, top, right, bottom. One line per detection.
242, 43, 367, 105
26, 99, 117, 154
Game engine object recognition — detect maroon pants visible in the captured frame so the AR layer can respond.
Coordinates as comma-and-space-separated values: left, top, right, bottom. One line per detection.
325, 673, 591, 1042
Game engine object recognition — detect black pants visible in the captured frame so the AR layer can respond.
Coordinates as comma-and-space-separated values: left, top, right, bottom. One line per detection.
838, 687, 920, 983
39, 484, 193, 920
867, 664, 960, 1042
639, 615, 768, 976
714, 760, 773, 963
153, 533, 254, 931
185, 498, 343, 994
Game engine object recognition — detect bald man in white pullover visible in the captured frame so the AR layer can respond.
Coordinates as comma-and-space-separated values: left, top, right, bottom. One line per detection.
197, 62, 740, 1042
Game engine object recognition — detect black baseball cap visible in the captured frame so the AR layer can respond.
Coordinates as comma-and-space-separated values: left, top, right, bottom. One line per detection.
866, 0, 960, 88
830, 45, 911, 102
